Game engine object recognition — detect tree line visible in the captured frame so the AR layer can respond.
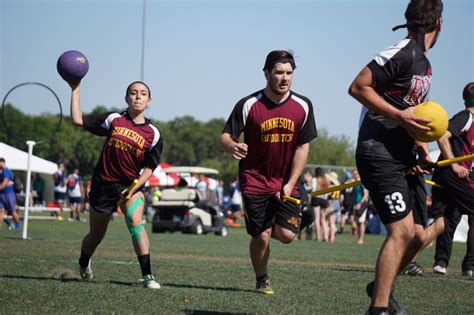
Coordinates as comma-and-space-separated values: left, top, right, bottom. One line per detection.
0, 104, 355, 184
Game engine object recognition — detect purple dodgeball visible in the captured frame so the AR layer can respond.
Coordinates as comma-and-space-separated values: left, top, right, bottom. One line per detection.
57, 50, 89, 83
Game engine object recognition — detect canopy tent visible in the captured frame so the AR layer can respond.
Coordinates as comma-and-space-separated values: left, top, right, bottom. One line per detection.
0, 142, 57, 174
146, 162, 180, 187
0, 142, 57, 203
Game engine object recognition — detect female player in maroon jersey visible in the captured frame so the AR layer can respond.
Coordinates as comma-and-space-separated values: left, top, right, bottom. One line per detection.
68, 80, 163, 289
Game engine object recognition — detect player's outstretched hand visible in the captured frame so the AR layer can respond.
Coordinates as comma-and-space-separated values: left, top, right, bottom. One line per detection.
68, 81, 80, 90
412, 148, 434, 175
398, 107, 431, 137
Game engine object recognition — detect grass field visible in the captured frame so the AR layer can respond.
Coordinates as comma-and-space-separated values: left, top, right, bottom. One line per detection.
1, 217, 473, 314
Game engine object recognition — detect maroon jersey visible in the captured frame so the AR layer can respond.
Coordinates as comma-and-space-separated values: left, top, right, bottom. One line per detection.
438, 109, 474, 188
223, 90, 317, 195
83, 111, 163, 184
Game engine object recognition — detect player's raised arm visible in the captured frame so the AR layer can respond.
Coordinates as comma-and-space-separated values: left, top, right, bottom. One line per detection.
69, 82, 84, 127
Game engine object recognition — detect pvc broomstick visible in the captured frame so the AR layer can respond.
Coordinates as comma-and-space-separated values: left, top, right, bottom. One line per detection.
118, 179, 139, 206
284, 154, 474, 204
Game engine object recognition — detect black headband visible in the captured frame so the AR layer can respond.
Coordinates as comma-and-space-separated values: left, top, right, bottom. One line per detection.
465, 98, 474, 106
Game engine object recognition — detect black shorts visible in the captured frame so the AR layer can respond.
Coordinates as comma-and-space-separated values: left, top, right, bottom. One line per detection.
311, 196, 329, 208
89, 180, 128, 214
54, 191, 66, 202
340, 204, 351, 215
242, 193, 301, 237
430, 167, 474, 219
356, 155, 427, 226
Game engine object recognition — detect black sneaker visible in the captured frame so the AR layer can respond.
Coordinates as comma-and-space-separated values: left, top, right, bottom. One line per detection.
403, 262, 428, 277
366, 281, 408, 315
365, 308, 390, 315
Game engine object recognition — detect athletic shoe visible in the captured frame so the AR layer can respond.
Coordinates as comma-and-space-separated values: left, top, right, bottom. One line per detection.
255, 279, 274, 295
68, 218, 75, 222
432, 265, 447, 275
79, 262, 93, 280
366, 281, 407, 315
225, 218, 240, 228
462, 270, 473, 277
143, 274, 161, 289
56, 216, 64, 221
364, 308, 390, 315
403, 262, 428, 277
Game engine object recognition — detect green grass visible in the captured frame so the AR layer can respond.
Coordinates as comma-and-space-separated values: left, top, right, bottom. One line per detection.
1, 218, 473, 314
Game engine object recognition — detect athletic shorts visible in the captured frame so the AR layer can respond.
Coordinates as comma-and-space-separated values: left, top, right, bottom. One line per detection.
311, 196, 329, 208
353, 202, 368, 224
430, 167, 474, 219
54, 191, 66, 202
356, 156, 427, 227
69, 197, 82, 205
0, 192, 16, 214
242, 193, 301, 237
341, 204, 351, 215
89, 180, 128, 214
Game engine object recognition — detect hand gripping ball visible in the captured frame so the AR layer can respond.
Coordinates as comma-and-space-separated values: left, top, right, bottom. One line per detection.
410, 101, 449, 142
57, 50, 89, 83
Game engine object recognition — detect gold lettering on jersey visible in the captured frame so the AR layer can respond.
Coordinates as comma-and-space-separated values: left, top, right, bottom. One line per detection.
112, 127, 145, 149
260, 117, 295, 133
259, 117, 295, 143
107, 138, 142, 157
260, 133, 293, 143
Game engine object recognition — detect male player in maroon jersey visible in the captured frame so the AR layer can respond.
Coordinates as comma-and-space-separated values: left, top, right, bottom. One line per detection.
221, 50, 317, 295
349, 1, 443, 314
69, 80, 163, 289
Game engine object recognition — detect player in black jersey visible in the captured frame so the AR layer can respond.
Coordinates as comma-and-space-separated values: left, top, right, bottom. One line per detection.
348, 1, 443, 314
410, 82, 474, 276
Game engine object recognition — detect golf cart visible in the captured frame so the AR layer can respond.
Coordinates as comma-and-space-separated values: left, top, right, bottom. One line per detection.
151, 166, 228, 236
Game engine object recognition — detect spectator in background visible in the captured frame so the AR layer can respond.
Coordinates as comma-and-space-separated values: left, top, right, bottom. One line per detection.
0, 158, 20, 230
32, 173, 45, 206
52, 163, 67, 221
311, 167, 330, 241
227, 178, 242, 228
67, 168, 84, 222
217, 180, 225, 208
351, 170, 369, 245
326, 172, 341, 243
339, 171, 355, 234
195, 174, 209, 201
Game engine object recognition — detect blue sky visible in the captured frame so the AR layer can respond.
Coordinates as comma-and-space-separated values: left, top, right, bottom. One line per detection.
1, 0, 472, 144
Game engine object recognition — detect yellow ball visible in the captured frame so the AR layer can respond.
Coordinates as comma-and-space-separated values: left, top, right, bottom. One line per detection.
410, 101, 449, 142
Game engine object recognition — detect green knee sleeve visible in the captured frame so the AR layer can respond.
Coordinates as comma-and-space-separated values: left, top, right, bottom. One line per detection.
126, 198, 145, 242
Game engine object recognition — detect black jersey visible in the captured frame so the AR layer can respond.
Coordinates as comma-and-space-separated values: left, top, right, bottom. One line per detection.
223, 90, 317, 195
356, 39, 432, 163
83, 111, 163, 184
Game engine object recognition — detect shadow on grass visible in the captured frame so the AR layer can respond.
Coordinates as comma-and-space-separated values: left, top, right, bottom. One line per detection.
183, 310, 248, 315
331, 267, 374, 273
1, 274, 81, 282
165, 283, 254, 293
110, 280, 254, 293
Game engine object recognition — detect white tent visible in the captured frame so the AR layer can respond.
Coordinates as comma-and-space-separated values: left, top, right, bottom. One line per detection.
0, 142, 57, 174
0, 142, 57, 202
